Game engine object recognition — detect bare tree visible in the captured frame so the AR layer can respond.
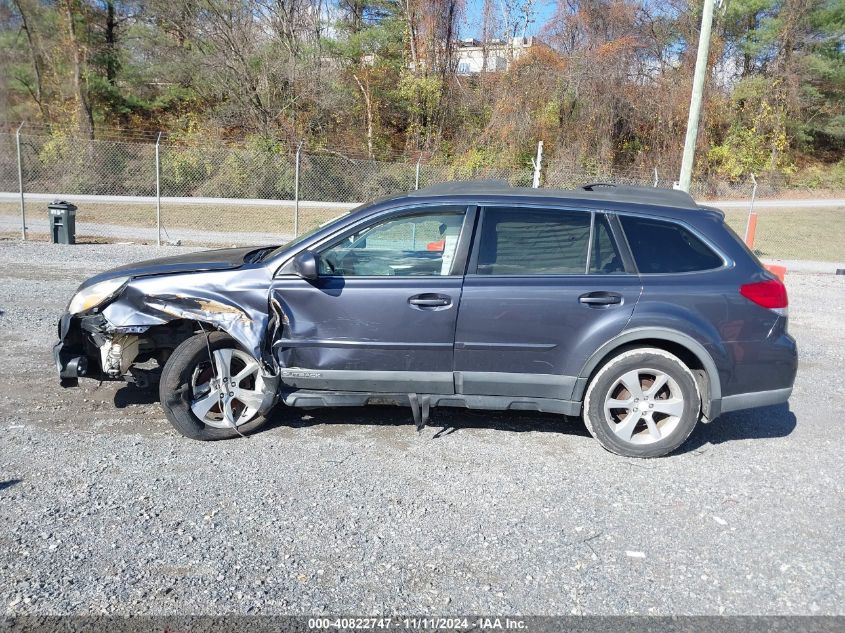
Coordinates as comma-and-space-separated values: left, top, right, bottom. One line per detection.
62, 0, 95, 139
10, 0, 51, 119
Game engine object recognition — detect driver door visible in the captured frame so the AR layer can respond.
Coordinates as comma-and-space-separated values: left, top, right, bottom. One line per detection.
269, 205, 474, 394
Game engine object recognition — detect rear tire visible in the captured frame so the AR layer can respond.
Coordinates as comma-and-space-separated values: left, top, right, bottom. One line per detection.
159, 332, 276, 440
583, 348, 701, 458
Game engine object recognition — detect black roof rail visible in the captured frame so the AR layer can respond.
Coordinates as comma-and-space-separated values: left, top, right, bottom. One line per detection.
576, 182, 697, 207
580, 182, 617, 191
408, 179, 700, 210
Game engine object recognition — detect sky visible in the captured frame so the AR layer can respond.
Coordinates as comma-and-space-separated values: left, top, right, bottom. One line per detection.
460, 0, 559, 39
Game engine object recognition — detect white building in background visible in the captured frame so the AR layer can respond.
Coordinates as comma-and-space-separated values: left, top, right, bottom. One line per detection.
454, 37, 543, 75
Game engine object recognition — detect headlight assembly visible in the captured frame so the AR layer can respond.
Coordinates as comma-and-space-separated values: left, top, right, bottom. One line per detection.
67, 277, 129, 315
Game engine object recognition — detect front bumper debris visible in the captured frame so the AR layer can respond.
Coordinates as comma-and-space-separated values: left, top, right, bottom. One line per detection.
54, 312, 103, 387
53, 339, 89, 387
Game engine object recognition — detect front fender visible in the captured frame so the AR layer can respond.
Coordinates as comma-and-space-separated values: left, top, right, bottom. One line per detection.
100, 267, 273, 369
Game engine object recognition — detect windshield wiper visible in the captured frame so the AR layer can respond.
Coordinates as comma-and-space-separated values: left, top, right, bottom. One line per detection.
244, 247, 276, 263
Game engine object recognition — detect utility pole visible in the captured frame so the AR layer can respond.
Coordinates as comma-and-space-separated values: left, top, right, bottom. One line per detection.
678, 0, 716, 193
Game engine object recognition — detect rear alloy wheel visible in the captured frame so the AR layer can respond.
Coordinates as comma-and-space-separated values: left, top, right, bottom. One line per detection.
159, 332, 277, 440
583, 348, 701, 458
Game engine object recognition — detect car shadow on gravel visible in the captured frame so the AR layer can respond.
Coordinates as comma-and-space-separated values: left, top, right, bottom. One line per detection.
264, 402, 796, 448
111, 385, 793, 449
677, 404, 797, 454
113, 387, 588, 439
264, 405, 592, 438
113, 386, 158, 408
113, 387, 589, 438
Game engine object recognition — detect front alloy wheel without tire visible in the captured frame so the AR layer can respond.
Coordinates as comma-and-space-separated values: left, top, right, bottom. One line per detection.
583, 348, 701, 458
159, 332, 277, 440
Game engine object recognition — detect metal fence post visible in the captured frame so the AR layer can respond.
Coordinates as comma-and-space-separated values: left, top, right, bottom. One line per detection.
415, 155, 422, 190
16, 122, 26, 240
531, 140, 543, 188
294, 141, 303, 237
155, 132, 162, 247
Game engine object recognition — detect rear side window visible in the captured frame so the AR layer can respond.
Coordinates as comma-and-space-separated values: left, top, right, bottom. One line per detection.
476, 207, 590, 275
619, 215, 723, 273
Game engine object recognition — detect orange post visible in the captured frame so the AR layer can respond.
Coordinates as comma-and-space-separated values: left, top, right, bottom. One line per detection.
744, 212, 758, 249
766, 264, 786, 282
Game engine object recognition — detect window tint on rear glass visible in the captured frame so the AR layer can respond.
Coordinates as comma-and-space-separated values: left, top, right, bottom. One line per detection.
476, 208, 590, 275
619, 215, 723, 273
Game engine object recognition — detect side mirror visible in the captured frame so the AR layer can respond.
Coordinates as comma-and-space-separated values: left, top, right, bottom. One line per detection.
293, 250, 320, 281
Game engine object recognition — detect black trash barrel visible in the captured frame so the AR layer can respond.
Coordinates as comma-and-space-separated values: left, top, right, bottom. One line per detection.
48, 200, 77, 244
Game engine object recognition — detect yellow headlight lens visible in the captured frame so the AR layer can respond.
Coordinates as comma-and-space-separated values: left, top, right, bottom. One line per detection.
67, 277, 129, 315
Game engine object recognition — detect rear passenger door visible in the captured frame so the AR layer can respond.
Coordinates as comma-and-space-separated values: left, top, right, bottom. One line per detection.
453, 206, 642, 401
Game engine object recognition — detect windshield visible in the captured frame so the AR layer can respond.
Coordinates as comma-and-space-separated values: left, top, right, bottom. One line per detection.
265, 210, 357, 260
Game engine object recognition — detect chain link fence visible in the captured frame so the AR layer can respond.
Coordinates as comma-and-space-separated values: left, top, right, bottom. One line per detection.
542, 161, 765, 200
1, 130, 842, 262
0, 132, 17, 191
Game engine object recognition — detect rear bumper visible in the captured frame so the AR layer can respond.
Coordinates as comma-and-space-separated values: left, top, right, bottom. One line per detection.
716, 331, 796, 416
718, 332, 797, 395
706, 332, 796, 420
720, 386, 793, 414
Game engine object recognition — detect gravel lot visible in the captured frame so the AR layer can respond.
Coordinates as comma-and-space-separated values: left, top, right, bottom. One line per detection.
0, 239, 843, 616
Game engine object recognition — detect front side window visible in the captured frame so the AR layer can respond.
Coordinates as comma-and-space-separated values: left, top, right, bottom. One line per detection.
475, 207, 591, 275
620, 215, 723, 273
318, 209, 466, 277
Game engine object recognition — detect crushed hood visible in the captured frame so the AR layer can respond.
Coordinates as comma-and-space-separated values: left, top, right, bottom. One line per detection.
79, 246, 267, 290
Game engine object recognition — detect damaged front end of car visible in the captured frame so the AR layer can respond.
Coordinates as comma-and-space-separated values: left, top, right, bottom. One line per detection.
54, 266, 279, 412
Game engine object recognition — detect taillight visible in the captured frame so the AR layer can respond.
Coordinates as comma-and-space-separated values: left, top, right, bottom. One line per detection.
740, 279, 788, 315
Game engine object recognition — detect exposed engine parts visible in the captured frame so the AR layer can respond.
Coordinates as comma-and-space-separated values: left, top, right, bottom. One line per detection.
99, 334, 141, 378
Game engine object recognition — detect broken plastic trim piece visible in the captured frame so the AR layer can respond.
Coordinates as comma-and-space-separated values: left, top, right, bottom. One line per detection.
408, 393, 431, 432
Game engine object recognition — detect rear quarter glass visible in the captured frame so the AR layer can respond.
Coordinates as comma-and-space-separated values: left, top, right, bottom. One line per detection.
619, 214, 724, 273
721, 222, 766, 269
